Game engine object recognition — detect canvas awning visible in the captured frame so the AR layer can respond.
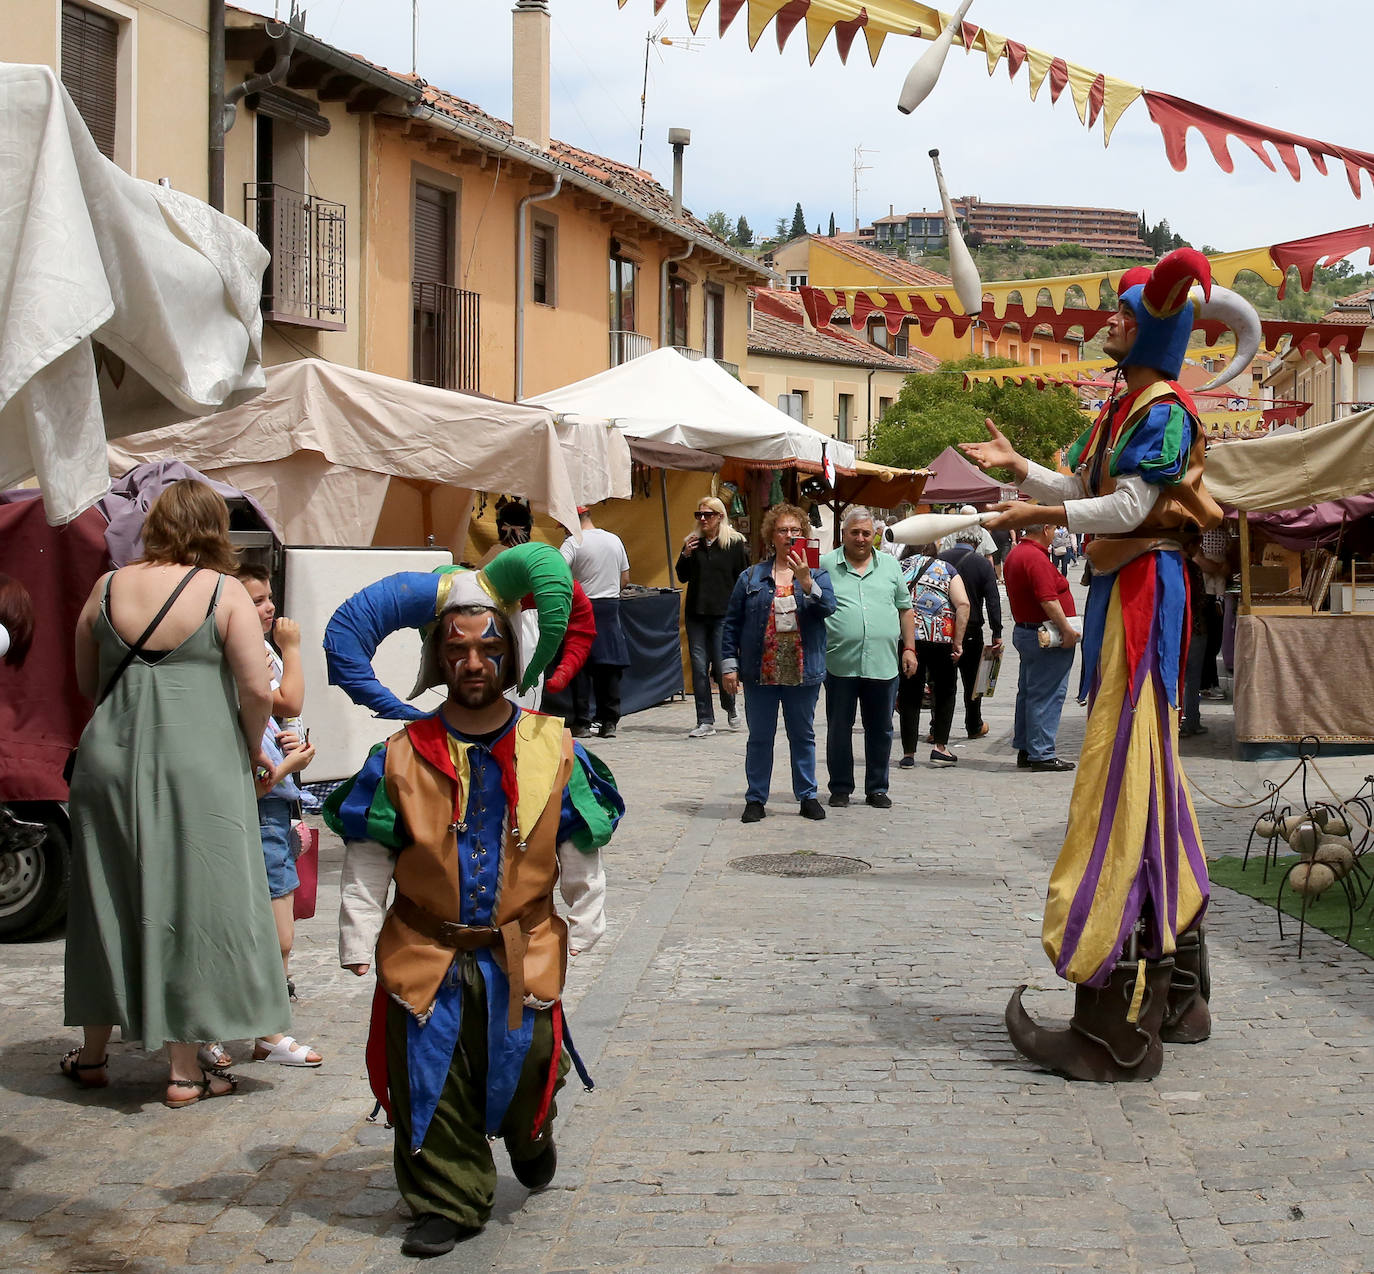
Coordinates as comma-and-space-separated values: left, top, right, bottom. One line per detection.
107, 358, 630, 544
1207, 407, 1374, 512
0, 65, 268, 525
528, 347, 856, 473
920, 446, 1014, 504
835, 460, 931, 511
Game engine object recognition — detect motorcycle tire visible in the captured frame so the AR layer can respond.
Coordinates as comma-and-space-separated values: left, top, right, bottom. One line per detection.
0, 802, 70, 941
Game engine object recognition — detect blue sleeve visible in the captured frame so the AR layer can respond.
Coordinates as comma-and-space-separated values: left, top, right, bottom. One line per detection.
721, 568, 750, 663
322, 741, 411, 849
557, 742, 626, 851
1113, 402, 1192, 487
800, 567, 837, 618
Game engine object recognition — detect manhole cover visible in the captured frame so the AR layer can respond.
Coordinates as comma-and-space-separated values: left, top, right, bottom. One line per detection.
730, 852, 871, 877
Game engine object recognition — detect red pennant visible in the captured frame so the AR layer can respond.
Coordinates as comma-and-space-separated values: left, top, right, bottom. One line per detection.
774, 0, 810, 52
718, 0, 747, 35
832, 9, 868, 63
1005, 40, 1026, 78
1048, 57, 1068, 104
1086, 73, 1106, 129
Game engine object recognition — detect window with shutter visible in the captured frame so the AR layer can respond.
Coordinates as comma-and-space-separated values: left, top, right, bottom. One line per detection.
413, 183, 454, 286
61, 3, 119, 162
532, 220, 555, 306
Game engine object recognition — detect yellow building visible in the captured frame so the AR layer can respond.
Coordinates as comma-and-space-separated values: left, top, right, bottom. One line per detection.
769, 235, 1082, 366
743, 289, 939, 458
1261, 287, 1374, 428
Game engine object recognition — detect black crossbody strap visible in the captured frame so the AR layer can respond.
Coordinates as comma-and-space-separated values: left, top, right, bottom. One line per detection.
98, 568, 203, 704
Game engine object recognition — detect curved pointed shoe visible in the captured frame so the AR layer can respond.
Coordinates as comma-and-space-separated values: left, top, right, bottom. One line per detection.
1161, 928, 1212, 1044
1005, 960, 1173, 1083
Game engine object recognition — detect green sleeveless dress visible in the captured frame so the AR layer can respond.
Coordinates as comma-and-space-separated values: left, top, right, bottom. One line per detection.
64, 574, 292, 1047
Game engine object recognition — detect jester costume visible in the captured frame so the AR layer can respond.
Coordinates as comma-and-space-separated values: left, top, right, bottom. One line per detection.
323, 544, 623, 1233
1004, 249, 1260, 1081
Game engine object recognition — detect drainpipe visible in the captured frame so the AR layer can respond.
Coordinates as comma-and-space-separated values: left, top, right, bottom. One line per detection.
224, 20, 296, 134
660, 242, 693, 350
865, 367, 877, 455
208, 0, 225, 209
514, 174, 562, 400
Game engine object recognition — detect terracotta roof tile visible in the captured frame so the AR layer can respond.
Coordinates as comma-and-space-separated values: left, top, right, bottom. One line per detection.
815, 238, 952, 287
749, 289, 940, 372
1323, 284, 1374, 325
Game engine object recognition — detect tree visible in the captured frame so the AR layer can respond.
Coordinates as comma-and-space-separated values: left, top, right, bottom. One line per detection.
865, 355, 1087, 473
773, 215, 790, 240
705, 210, 732, 242
790, 202, 807, 239
828, 212, 836, 237
735, 215, 753, 247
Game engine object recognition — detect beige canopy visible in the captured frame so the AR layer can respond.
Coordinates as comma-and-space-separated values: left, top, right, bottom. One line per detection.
107, 358, 631, 545
1206, 407, 1374, 512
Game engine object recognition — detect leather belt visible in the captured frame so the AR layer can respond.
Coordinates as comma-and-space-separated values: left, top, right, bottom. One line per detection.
392, 892, 553, 1030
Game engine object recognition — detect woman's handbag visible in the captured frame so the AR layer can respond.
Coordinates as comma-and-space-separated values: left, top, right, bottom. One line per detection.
63, 569, 202, 785
291, 818, 320, 920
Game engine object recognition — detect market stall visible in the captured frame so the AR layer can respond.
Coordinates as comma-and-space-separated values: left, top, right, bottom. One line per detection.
1207, 410, 1374, 751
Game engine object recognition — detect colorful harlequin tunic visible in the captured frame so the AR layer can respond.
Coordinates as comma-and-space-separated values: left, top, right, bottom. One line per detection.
1021, 381, 1214, 987
327, 707, 622, 1152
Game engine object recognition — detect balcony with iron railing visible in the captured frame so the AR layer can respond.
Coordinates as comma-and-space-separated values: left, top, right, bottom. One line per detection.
610, 330, 652, 367
413, 282, 480, 393
245, 182, 346, 330
671, 345, 739, 377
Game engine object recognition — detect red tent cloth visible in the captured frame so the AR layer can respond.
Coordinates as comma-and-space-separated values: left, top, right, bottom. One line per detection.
920, 447, 1007, 504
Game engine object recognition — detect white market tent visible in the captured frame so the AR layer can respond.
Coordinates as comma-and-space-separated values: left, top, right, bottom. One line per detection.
526, 347, 857, 471
108, 358, 631, 546
0, 65, 269, 525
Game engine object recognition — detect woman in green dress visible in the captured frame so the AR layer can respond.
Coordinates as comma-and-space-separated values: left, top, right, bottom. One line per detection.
61, 480, 292, 1107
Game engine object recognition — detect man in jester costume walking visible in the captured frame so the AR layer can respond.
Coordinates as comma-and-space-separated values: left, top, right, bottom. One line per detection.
322, 543, 622, 1256
962, 248, 1261, 1082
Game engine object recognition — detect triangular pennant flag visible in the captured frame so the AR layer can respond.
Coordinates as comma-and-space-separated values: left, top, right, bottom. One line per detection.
719, 0, 747, 35
1099, 77, 1142, 145
1065, 61, 1099, 124
1085, 72, 1106, 129
803, 8, 837, 63
1005, 40, 1026, 78
861, 20, 888, 65
1025, 47, 1053, 101
981, 31, 1006, 76
773, 0, 811, 53
686, 0, 710, 32
1047, 57, 1069, 105
960, 20, 978, 49
832, 10, 867, 63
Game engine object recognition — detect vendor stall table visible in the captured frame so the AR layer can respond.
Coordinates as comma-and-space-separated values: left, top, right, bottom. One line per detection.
618, 587, 685, 715
1233, 614, 1374, 747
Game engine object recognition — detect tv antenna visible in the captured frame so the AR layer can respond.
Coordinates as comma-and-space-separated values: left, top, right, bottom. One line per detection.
638, 22, 707, 169
852, 144, 875, 232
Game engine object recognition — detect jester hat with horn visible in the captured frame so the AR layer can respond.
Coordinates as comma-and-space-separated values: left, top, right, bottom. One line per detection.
323, 542, 591, 720
1114, 247, 1261, 391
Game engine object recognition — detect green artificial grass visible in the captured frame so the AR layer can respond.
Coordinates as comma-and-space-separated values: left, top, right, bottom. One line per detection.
1208, 852, 1374, 959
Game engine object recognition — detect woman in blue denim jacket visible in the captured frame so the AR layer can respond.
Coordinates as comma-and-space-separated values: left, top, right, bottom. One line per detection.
721, 504, 836, 824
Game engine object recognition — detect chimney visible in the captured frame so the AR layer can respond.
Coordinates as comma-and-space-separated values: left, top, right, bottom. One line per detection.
668, 127, 690, 217
512, 0, 550, 150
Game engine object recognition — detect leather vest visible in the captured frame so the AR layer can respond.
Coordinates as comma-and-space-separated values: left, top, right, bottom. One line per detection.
374, 711, 573, 1020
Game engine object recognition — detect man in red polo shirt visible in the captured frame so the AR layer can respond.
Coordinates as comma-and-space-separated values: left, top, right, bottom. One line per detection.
1004, 524, 1078, 772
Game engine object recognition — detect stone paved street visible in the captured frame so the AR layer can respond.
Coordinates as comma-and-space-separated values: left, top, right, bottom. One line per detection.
5, 597, 1374, 1273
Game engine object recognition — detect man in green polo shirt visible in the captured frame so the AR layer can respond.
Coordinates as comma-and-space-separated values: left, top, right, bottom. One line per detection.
820, 506, 917, 810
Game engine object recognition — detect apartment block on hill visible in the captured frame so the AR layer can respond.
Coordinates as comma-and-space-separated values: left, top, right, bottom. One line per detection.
860, 196, 1150, 259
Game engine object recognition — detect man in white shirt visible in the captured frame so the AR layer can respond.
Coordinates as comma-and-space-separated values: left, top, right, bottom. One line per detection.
560, 506, 631, 739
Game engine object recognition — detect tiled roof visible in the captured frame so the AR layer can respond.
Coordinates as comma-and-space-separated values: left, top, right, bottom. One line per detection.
1323, 285, 1374, 325
749, 289, 940, 372
814, 237, 953, 287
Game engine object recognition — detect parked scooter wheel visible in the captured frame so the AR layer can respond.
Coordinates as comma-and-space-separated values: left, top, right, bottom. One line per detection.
0, 802, 69, 941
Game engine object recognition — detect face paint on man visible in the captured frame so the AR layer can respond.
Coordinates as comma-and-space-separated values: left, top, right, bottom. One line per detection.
440, 610, 511, 709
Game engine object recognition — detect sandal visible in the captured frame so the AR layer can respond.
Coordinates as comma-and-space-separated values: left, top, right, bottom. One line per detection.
59, 1047, 109, 1089
164, 1068, 238, 1109
197, 1043, 233, 1070
253, 1035, 323, 1067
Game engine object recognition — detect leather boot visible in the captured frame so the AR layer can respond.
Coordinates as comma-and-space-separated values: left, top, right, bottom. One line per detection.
1005, 958, 1174, 1082
1160, 926, 1211, 1044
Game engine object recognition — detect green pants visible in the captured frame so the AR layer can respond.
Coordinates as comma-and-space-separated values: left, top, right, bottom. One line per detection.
385, 955, 567, 1229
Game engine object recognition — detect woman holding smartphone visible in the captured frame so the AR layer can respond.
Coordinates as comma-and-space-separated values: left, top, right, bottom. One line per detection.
676, 496, 751, 738
720, 504, 835, 824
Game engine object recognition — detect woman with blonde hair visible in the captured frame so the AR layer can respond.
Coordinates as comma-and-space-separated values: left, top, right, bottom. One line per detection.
61, 479, 293, 1107
720, 503, 836, 821
675, 495, 751, 737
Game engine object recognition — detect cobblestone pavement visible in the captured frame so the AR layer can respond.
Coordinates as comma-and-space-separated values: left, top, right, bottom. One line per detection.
5, 591, 1374, 1273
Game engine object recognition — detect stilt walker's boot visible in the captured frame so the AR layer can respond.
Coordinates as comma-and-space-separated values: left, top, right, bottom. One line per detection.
1005, 958, 1174, 1082
1160, 926, 1211, 1044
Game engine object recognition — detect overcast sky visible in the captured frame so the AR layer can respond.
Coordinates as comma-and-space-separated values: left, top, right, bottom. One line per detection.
301, 0, 1373, 259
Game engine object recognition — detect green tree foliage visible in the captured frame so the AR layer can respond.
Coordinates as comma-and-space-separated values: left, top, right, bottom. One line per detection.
828, 211, 837, 237
866, 356, 1087, 474
773, 215, 790, 240
735, 215, 753, 247
790, 202, 807, 239
705, 210, 732, 241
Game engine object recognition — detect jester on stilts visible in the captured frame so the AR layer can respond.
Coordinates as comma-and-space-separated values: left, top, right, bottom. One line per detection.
962, 248, 1261, 1081
320, 543, 623, 1256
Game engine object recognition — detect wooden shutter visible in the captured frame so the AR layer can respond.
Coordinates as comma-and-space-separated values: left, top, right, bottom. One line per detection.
412, 183, 452, 286
531, 223, 549, 303
61, 3, 119, 161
